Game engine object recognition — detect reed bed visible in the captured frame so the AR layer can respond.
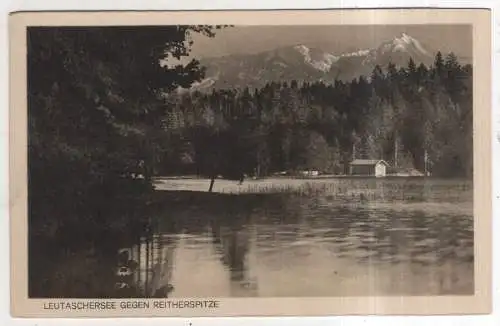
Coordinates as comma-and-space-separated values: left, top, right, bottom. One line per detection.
155, 177, 472, 204
222, 179, 471, 203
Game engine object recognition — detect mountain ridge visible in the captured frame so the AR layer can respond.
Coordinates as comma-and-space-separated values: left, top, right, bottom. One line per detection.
185, 33, 470, 92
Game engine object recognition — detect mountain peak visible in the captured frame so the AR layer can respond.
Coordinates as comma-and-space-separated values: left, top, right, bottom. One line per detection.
398, 32, 413, 43
358, 33, 431, 67
293, 44, 339, 72
293, 44, 310, 54
389, 32, 429, 56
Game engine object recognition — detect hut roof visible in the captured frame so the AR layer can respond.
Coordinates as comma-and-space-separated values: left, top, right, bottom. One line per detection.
350, 159, 390, 166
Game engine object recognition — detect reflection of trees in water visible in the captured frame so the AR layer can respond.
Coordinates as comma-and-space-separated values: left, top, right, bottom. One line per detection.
209, 209, 258, 295
109, 192, 473, 297
430, 216, 466, 293
254, 196, 306, 247
213, 224, 248, 281
114, 217, 178, 298
386, 214, 409, 259
148, 235, 177, 297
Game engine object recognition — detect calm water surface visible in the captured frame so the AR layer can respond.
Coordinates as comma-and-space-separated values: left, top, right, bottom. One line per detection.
118, 178, 474, 297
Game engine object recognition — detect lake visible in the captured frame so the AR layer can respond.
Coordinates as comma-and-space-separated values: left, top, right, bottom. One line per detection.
113, 177, 474, 298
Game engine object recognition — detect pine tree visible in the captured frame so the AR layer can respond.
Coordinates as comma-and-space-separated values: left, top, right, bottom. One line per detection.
433, 51, 445, 79
164, 49, 472, 179
407, 57, 417, 77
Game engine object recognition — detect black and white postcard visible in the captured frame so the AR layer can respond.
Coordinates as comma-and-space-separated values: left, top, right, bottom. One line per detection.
9, 9, 492, 317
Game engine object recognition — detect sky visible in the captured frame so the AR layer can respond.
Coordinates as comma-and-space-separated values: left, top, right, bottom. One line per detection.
188, 25, 472, 59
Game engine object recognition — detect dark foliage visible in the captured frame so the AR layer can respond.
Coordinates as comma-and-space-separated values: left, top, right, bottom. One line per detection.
27, 25, 226, 297
163, 52, 472, 179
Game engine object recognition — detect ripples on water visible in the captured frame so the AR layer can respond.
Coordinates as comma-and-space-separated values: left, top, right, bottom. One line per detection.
114, 178, 474, 298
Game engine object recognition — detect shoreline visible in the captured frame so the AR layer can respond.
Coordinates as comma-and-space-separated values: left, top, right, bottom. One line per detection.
154, 175, 472, 181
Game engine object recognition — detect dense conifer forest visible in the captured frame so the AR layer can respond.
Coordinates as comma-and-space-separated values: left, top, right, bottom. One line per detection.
161, 53, 472, 181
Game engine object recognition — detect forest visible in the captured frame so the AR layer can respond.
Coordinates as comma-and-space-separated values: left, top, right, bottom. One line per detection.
27, 26, 228, 292
27, 26, 472, 296
161, 53, 473, 181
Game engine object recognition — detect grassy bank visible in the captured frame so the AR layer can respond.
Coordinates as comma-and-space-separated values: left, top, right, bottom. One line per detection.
154, 177, 472, 203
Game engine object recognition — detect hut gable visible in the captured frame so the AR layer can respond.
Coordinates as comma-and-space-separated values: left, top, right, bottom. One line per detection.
349, 159, 389, 177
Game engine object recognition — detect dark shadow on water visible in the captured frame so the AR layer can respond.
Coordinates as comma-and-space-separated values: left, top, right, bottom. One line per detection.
28, 190, 282, 298
29, 189, 474, 298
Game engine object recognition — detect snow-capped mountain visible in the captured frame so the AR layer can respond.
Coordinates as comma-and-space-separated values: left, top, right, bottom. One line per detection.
293, 44, 340, 72
188, 33, 464, 91
361, 32, 432, 66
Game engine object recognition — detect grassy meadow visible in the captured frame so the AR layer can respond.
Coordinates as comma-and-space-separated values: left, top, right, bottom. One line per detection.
153, 176, 473, 214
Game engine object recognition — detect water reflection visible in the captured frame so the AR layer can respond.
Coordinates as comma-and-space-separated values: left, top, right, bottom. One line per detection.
114, 228, 178, 298
210, 217, 259, 296
113, 190, 473, 297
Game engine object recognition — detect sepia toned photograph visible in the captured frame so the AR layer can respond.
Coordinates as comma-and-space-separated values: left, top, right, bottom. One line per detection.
10, 9, 492, 317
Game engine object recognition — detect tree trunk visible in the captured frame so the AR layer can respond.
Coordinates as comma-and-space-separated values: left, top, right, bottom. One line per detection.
394, 134, 398, 168
145, 239, 149, 295
208, 177, 215, 192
